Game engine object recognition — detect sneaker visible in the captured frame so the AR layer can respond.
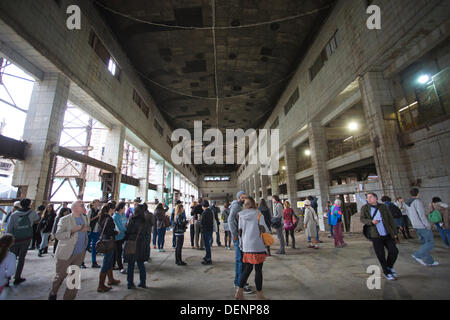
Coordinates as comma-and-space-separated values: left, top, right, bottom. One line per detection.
80, 263, 87, 269
127, 283, 136, 290
388, 268, 398, 278
426, 261, 439, 267
138, 283, 147, 288
153, 246, 157, 249
412, 255, 426, 266
92, 263, 101, 269
201, 260, 212, 265
120, 269, 127, 274
160, 249, 165, 252
13, 278, 26, 286
385, 274, 396, 281
244, 285, 254, 294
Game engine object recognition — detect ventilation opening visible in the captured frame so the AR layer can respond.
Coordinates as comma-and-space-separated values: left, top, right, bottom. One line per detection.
174, 7, 204, 27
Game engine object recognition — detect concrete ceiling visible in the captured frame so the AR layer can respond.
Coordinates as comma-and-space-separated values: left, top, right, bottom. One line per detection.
95, 0, 335, 173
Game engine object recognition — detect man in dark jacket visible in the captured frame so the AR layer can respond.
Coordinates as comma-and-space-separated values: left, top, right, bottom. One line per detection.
193, 199, 204, 249
360, 193, 399, 280
201, 200, 214, 265
210, 200, 222, 247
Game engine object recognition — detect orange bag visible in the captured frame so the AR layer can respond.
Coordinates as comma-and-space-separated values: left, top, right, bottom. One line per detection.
257, 213, 274, 246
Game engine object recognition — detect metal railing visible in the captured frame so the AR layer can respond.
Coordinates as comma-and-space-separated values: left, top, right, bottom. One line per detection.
327, 133, 371, 160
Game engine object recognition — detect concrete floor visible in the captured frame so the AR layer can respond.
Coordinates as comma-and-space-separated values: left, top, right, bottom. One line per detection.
1, 230, 449, 300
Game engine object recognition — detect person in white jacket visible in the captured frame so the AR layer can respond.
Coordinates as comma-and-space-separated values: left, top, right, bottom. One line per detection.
0, 234, 16, 295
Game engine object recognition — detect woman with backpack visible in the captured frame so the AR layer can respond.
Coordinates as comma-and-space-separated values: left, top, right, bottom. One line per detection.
283, 201, 296, 249
97, 203, 120, 293
154, 203, 169, 252
0, 234, 16, 295
173, 204, 188, 265
38, 204, 56, 257
429, 197, 449, 249
304, 200, 319, 249
329, 199, 346, 248
124, 205, 147, 289
222, 202, 231, 250
258, 199, 272, 256
235, 197, 269, 300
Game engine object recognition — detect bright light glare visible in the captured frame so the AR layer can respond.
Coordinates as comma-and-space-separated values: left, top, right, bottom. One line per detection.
348, 122, 359, 131
304, 149, 311, 156
417, 74, 430, 84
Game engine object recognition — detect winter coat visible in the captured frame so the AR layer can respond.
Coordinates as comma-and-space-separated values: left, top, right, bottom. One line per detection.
360, 203, 397, 239
124, 215, 147, 262
228, 200, 243, 238
385, 201, 403, 219
258, 206, 272, 231
39, 211, 56, 234
304, 207, 318, 238
329, 205, 342, 226
238, 209, 269, 253
174, 214, 188, 235
154, 207, 168, 229
98, 214, 118, 240
201, 208, 214, 233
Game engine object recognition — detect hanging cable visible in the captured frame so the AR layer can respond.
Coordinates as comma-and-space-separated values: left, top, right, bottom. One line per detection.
93, 0, 335, 30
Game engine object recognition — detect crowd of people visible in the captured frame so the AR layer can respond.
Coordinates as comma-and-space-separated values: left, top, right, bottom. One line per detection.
0, 186, 448, 300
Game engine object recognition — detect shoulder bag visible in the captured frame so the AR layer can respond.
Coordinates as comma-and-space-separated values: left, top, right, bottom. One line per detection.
362, 207, 379, 240
124, 224, 143, 256
258, 213, 274, 246
96, 216, 115, 254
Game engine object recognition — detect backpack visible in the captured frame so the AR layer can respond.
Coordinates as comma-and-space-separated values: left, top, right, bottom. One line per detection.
428, 210, 442, 224
12, 211, 33, 241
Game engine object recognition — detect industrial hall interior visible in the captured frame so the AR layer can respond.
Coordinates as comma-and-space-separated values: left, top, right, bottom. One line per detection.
0, 0, 449, 301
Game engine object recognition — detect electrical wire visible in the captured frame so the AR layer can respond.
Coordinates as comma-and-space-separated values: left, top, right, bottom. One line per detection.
93, 0, 335, 30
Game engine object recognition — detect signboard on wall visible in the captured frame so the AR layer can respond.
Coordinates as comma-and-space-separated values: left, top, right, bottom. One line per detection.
297, 201, 305, 208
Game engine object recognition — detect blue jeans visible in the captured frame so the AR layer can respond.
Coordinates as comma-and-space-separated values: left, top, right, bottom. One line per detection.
87, 232, 99, 263
101, 250, 114, 273
329, 225, 334, 237
157, 228, 166, 249
233, 239, 242, 286
414, 228, 435, 265
308, 225, 320, 242
202, 231, 213, 262
152, 230, 157, 246
435, 223, 450, 248
127, 257, 146, 286
40, 232, 50, 250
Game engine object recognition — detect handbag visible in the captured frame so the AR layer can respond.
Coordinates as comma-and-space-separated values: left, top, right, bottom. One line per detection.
124, 224, 143, 256
428, 210, 442, 224
95, 216, 115, 254
362, 207, 379, 240
258, 213, 274, 246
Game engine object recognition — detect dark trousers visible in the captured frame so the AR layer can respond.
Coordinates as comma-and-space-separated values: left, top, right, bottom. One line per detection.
172, 229, 177, 248
87, 232, 99, 264
239, 263, 263, 291
157, 228, 166, 249
202, 231, 213, 262
127, 256, 146, 286
152, 229, 157, 246
224, 231, 231, 247
114, 239, 125, 269
371, 235, 399, 275
190, 224, 195, 247
31, 224, 41, 249
215, 230, 221, 246
285, 229, 295, 248
175, 234, 184, 264
53, 239, 59, 254
10, 241, 29, 280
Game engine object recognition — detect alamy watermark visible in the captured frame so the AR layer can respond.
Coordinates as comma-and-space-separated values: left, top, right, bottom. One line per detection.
66, 265, 82, 290
366, 265, 381, 290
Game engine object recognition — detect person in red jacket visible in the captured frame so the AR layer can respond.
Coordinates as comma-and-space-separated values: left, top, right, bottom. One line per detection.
283, 201, 296, 249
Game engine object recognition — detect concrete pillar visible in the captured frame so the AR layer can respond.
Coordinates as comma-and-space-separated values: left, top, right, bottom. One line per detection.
103, 125, 125, 200
308, 121, 330, 213
249, 174, 255, 199
160, 160, 166, 204
135, 147, 150, 203
271, 175, 279, 197
284, 145, 300, 214
253, 172, 261, 203
260, 173, 268, 202
12, 73, 70, 205
359, 72, 409, 197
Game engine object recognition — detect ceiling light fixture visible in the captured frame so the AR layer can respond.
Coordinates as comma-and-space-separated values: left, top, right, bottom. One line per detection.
417, 74, 431, 85
304, 149, 311, 156
348, 122, 358, 131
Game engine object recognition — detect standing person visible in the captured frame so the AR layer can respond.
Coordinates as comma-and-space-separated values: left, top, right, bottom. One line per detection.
406, 188, 438, 266
6, 198, 40, 286
304, 200, 319, 249
360, 193, 399, 280
272, 195, 285, 255
258, 199, 272, 256
229, 191, 253, 294
283, 201, 296, 249
325, 201, 334, 238
86, 199, 101, 269
394, 197, 413, 239
112, 202, 127, 274
173, 204, 188, 265
382, 196, 403, 243
124, 205, 147, 289
37, 204, 56, 257
200, 200, 214, 265
97, 203, 120, 293
189, 202, 198, 249
211, 200, 222, 247
193, 199, 204, 250
171, 200, 184, 248
0, 234, 16, 295
154, 203, 169, 252
48, 201, 89, 300
30, 204, 44, 250
142, 203, 155, 262
60, 202, 72, 215
429, 197, 449, 249
222, 203, 231, 250
126, 198, 141, 219
51, 207, 71, 254
307, 196, 321, 244
234, 197, 269, 300
329, 199, 346, 248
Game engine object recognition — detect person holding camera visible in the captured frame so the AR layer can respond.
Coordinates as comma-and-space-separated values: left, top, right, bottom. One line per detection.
173, 204, 188, 266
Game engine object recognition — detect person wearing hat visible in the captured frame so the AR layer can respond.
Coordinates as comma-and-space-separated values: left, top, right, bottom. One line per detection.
171, 200, 185, 248
200, 200, 214, 265
1, 201, 22, 236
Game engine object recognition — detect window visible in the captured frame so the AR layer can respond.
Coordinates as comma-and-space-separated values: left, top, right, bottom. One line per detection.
89, 30, 121, 80
132, 89, 150, 118
284, 88, 300, 115
204, 176, 230, 182
154, 119, 163, 136
309, 30, 339, 81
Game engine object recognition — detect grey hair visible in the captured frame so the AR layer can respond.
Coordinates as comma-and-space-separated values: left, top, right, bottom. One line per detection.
71, 200, 84, 211
334, 199, 342, 207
